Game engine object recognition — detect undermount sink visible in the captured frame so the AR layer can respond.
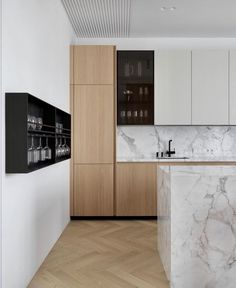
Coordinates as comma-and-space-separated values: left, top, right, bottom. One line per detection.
156, 156, 189, 160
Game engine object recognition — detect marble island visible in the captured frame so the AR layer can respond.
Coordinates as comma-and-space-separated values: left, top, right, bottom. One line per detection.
157, 165, 236, 288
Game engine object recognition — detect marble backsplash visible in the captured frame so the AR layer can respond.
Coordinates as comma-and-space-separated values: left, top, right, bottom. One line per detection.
117, 126, 236, 160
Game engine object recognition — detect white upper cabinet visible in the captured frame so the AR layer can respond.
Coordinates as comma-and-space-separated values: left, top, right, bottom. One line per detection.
192, 50, 229, 125
155, 50, 191, 125
230, 50, 236, 125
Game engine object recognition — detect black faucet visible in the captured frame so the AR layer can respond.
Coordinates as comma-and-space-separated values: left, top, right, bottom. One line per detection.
166, 140, 176, 157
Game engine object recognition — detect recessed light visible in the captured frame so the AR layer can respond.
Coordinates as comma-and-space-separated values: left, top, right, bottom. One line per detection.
161, 6, 167, 11
160, 6, 177, 12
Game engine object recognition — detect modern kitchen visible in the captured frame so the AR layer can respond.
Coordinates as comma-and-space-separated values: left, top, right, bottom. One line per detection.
1, 0, 236, 288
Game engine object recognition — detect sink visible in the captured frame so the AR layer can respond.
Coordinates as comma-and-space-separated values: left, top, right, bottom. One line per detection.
156, 156, 189, 160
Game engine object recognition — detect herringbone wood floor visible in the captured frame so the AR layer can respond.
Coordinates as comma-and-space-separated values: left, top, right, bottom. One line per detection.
28, 221, 169, 288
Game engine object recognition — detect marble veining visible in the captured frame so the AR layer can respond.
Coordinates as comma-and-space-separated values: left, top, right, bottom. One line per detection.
117, 126, 236, 161
158, 166, 236, 288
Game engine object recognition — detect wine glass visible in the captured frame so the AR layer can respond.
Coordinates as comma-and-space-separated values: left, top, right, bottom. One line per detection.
63, 138, 70, 156
29, 136, 39, 163
43, 137, 52, 160
27, 136, 34, 165
37, 137, 45, 161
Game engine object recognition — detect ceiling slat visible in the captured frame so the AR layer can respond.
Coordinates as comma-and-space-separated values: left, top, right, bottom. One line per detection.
61, 0, 131, 38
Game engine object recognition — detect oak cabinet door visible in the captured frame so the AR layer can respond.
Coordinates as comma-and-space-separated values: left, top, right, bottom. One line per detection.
155, 50, 191, 125
73, 45, 115, 85
116, 163, 157, 216
74, 85, 114, 164
74, 164, 114, 216
192, 50, 229, 125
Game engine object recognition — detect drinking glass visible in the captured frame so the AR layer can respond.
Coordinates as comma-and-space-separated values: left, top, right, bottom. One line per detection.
137, 61, 142, 77
59, 123, 63, 134
56, 122, 59, 133
133, 110, 138, 124
36, 117, 43, 130
27, 114, 32, 130
43, 137, 52, 160
139, 110, 144, 123
120, 110, 126, 123
31, 116, 37, 130
139, 87, 144, 102
144, 87, 149, 101
127, 110, 132, 124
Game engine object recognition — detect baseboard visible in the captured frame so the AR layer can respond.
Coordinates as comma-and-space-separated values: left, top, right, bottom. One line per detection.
70, 216, 158, 220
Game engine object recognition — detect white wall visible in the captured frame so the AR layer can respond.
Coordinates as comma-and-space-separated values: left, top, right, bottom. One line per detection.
0, 0, 2, 285
1, 1, 75, 287
77, 37, 236, 49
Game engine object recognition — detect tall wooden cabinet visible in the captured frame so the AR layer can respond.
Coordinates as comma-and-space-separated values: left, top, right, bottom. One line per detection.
71, 45, 115, 216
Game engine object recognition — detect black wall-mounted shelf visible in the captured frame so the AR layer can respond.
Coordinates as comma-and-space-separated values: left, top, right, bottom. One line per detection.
117, 51, 154, 125
6, 93, 71, 173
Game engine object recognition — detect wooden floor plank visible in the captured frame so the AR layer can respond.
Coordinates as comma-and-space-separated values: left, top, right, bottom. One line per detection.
28, 221, 169, 288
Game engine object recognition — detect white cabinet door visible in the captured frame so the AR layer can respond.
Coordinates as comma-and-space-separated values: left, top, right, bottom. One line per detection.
155, 50, 191, 125
192, 50, 229, 125
230, 50, 236, 125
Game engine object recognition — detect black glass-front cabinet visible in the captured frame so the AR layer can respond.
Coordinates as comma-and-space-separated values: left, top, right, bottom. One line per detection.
6, 93, 71, 173
117, 51, 154, 125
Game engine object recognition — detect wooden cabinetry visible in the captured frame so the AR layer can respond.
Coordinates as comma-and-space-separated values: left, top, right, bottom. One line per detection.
74, 85, 114, 164
71, 45, 115, 217
116, 163, 157, 216
155, 50, 191, 125
73, 45, 115, 85
74, 164, 114, 216
192, 50, 229, 125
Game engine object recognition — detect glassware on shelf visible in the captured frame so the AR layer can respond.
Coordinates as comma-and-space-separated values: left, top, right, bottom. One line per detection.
27, 114, 32, 130
37, 137, 45, 161
139, 87, 144, 102
27, 136, 34, 165
63, 138, 70, 156
139, 110, 144, 123
124, 62, 134, 77
123, 90, 133, 102
137, 61, 142, 77
36, 117, 43, 130
31, 116, 37, 130
56, 122, 63, 134
43, 137, 52, 160
144, 87, 149, 101
127, 110, 132, 124
144, 110, 148, 123
133, 110, 138, 124
120, 110, 126, 123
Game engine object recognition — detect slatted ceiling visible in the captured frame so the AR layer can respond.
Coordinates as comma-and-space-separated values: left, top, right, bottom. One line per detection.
61, 0, 131, 38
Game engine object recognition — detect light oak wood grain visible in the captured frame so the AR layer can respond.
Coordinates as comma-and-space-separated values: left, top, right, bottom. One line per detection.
116, 163, 157, 216
74, 85, 114, 164
70, 46, 74, 85
70, 85, 74, 216
73, 45, 115, 85
74, 164, 114, 216
28, 221, 169, 288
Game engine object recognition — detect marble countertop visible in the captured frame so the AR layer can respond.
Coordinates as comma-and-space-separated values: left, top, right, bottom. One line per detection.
117, 156, 236, 163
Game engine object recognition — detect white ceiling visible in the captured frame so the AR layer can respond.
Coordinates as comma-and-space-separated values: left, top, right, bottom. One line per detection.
62, 0, 236, 38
